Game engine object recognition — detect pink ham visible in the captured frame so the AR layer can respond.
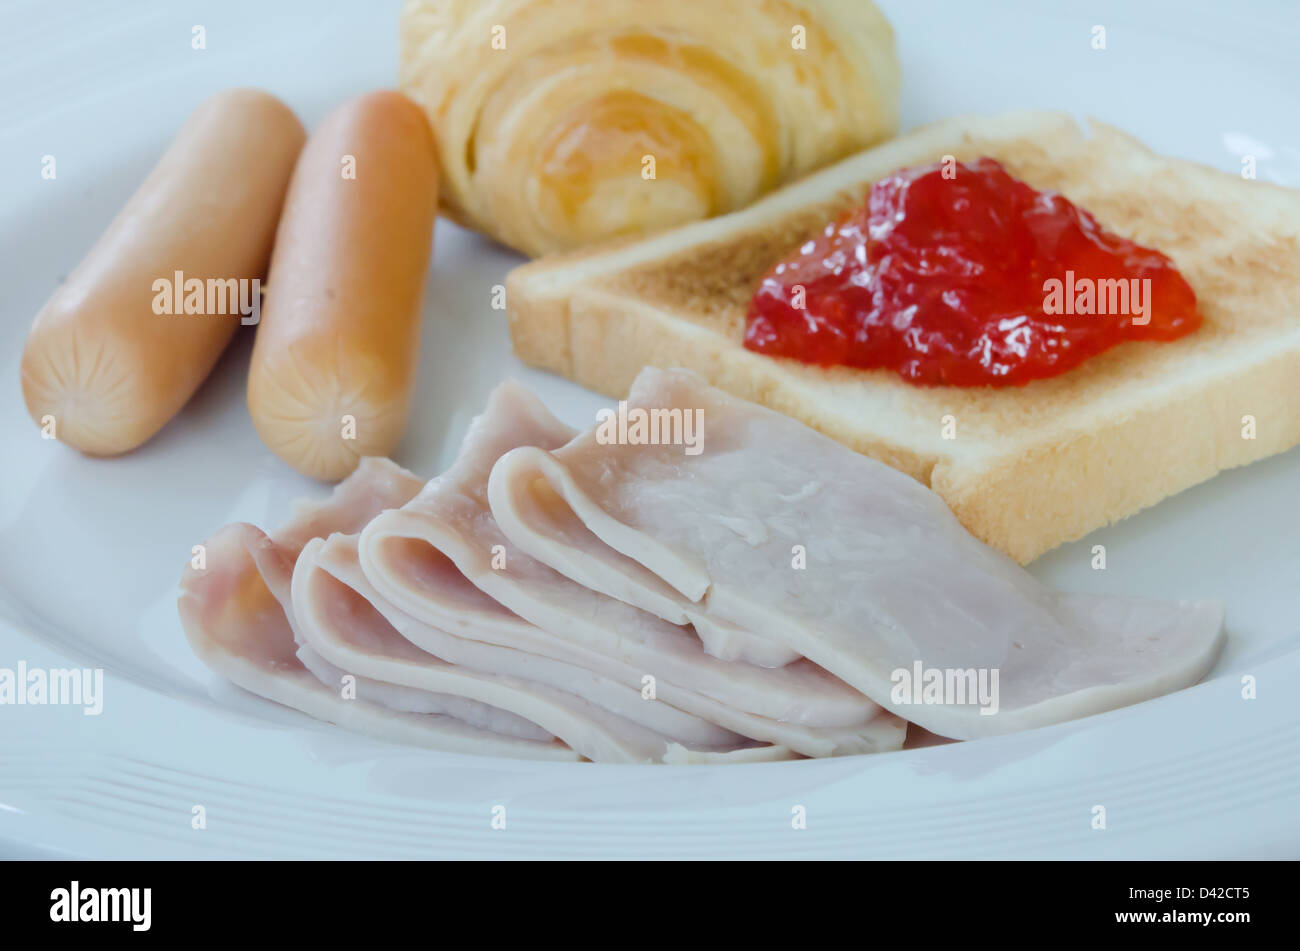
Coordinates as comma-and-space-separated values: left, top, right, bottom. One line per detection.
484, 368, 1226, 741
178, 518, 578, 760
181, 459, 815, 761
291, 533, 793, 762
358, 382, 908, 757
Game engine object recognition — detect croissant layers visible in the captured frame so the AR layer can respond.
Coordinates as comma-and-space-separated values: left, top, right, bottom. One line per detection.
399, 0, 900, 257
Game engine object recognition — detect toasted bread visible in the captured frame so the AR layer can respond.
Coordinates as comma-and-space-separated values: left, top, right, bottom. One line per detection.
505, 111, 1300, 563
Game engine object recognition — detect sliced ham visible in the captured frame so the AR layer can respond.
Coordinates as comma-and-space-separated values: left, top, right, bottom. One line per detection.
488, 457, 801, 666
358, 382, 908, 756
485, 368, 1227, 741
291, 534, 791, 762
309, 533, 749, 749
182, 458, 805, 761
180, 368, 1219, 759
180, 457, 585, 757
178, 520, 578, 760
293, 641, 553, 740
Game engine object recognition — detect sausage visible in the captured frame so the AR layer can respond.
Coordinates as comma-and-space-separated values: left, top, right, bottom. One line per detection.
246, 90, 438, 481
20, 88, 306, 455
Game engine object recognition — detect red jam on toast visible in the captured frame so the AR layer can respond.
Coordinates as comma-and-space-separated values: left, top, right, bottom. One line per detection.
744, 157, 1202, 386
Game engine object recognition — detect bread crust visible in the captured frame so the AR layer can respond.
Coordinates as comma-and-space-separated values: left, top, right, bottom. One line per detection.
507, 111, 1300, 562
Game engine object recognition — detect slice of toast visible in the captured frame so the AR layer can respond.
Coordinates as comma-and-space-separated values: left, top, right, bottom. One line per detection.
505, 111, 1300, 563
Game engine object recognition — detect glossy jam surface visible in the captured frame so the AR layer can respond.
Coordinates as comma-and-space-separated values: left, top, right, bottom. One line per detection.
744, 157, 1202, 386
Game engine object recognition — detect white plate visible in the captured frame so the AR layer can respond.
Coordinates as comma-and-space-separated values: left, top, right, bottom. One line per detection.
1, 0, 1298, 859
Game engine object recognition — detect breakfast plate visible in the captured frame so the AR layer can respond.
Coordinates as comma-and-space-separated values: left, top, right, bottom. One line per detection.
1, 0, 1298, 859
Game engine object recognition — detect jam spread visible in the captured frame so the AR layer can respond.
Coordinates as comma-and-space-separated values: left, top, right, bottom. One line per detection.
744, 157, 1202, 386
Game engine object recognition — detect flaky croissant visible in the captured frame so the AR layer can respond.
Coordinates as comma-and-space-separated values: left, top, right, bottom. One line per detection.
399, 0, 899, 258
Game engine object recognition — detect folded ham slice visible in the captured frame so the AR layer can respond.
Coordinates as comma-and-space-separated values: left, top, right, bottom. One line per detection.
358, 382, 908, 757
485, 368, 1227, 740
487, 453, 802, 667
291, 533, 795, 762
293, 641, 553, 740
311, 534, 757, 746
182, 458, 794, 762
178, 519, 578, 760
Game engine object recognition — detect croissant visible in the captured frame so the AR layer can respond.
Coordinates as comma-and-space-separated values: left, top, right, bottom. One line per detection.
399, 0, 899, 257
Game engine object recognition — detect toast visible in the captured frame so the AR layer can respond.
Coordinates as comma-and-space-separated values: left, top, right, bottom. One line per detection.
505, 111, 1300, 563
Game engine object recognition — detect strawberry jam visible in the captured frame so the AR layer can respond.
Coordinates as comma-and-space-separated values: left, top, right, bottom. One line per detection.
744, 157, 1202, 386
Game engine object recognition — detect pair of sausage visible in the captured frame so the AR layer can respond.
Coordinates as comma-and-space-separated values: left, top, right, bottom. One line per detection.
20, 88, 438, 480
